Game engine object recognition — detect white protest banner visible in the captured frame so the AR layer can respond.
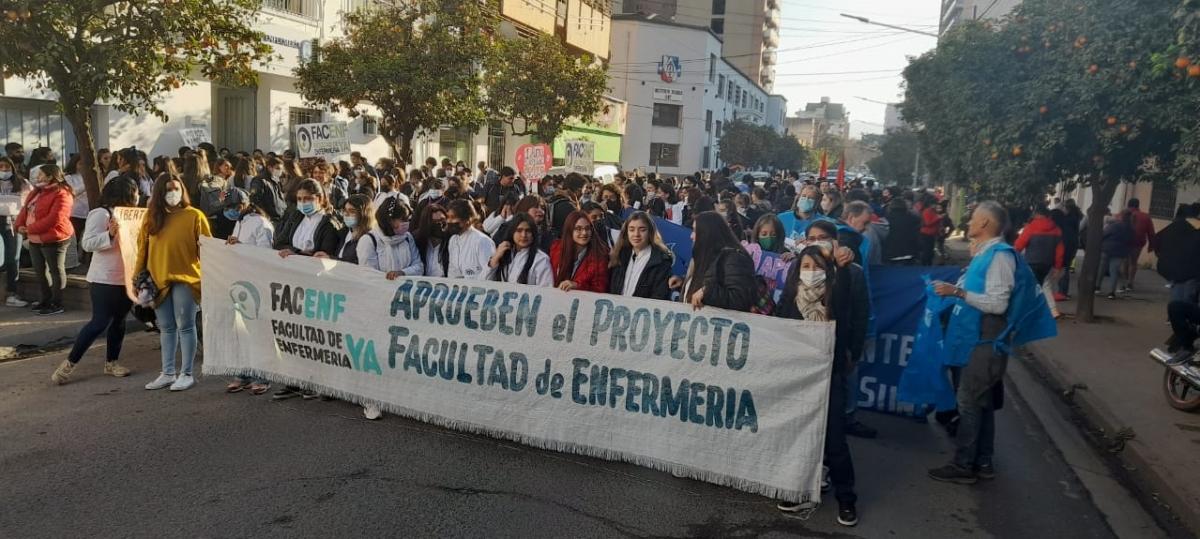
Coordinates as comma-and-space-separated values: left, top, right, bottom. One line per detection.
564, 140, 594, 175
200, 238, 834, 503
294, 122, 351, 159
179, 128, 212, 148
0, 194, 22, 217
112, 207, 147, 302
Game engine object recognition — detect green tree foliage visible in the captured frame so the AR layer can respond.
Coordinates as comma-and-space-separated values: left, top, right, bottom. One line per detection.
717, 120, 807, 170
294, 0, 497, 162
484, 33, 609, 143
866, 128, 924, 186
0, 0, 270, 204
902, 0, 1196, 321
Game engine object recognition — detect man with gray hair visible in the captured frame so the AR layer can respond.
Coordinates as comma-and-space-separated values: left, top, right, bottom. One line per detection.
928, 200, 1015, 484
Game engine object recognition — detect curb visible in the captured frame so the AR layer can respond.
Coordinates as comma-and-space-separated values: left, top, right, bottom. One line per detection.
1024, 342, 1199, 537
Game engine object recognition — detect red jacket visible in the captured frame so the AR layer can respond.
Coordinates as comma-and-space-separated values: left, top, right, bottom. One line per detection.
1124, 209, 1157, 250
549, 239, 609, 293
919, 207, 942, 237
14, 184, 74, 244
1014, 215, 1065, 269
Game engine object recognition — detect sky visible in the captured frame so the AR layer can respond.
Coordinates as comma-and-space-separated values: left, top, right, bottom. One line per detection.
773, 0, 941, 138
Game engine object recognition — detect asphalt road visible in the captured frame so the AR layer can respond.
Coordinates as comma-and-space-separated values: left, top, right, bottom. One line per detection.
0, 332, 1118, 538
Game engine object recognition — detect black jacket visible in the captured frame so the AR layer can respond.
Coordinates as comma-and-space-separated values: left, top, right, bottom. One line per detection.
546, 195, 578, 240
1156, 219, 1200, 283
249, 175, 287, 225
883, 209, 921, 262
699, 247, 757, 312
274, 208, 346, 256
609, 246, 675, 300
482, 179, 526, 213
776, 263, 869, 373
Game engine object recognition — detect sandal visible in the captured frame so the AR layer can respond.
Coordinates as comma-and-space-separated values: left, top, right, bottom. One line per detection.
226, 380, 248, 393
248, 383, 271, 396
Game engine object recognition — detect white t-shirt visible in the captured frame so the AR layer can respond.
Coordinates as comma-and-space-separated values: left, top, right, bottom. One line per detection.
622, 246, 653, 297
232, 213, 275, 249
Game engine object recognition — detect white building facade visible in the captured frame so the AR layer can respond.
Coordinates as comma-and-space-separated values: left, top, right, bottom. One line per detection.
608, 15, 782, 175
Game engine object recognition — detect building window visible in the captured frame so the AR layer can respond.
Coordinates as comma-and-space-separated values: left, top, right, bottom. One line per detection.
264, 0, 319, 19
362, 115, 379, 136
717, 74, 725, 98
710, 18, 724, 34
288, 106, 323, 150
702, 146, 711, 169
715, 120, 722, 138
649, 143, 679, 167
487, 121, 506, 171
709, 54, 717, 82
438, 126, 474, 164
1149, 181, 1179, 220
652, 103, 683, 128
343, 0, 372, 13
705, 110, 713, 132
712, 0, 726, 15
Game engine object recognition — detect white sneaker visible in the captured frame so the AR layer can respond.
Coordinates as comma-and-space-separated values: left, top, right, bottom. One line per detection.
169, 374, 196, 391
145, 374, 176, 390
363, 405, 383, 420
5, 296, 28, 307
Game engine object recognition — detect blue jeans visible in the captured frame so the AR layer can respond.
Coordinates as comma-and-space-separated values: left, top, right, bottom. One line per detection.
1106, 255, 1126, 295
0, 217, 21, 294
1171, 279, 1200, 304
67, 284, 132, 364
156, 284, 199, 376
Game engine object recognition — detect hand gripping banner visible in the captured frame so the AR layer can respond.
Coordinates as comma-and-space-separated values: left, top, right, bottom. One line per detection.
200, 238, 835, 503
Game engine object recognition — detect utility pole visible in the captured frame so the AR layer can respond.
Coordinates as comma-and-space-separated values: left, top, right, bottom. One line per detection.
839, 14, 940, 37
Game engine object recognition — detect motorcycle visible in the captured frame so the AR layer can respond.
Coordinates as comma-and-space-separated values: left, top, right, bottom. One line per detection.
1149, 347, 1200, 411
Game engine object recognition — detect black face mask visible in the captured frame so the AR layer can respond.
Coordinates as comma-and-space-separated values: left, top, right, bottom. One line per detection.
605, 200, 622, 214
444, 222, 464, 236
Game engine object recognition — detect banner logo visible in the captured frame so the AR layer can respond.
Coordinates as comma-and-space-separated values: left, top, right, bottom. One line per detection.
658, 55, 682, 83
230, 281, 262, 320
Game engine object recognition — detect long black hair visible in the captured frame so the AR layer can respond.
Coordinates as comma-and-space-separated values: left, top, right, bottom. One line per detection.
687, 211, 746, 298
0, 156, 28, 193
99, 174, 139, 210
492, 212, 539, 285
778, 245, 837, 318
375, 196, 413, 237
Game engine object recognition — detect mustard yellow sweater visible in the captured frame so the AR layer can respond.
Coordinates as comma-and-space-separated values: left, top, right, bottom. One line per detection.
135, 206, 212, 306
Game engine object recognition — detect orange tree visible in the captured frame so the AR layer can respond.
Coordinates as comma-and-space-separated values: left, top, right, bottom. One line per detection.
902, 0, 1196, 322
0, 0, 270, 205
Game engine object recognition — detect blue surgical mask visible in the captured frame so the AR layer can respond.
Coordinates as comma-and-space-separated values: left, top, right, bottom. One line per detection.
797, 197, 815, 213
343, 215, 358, 228
298, 201, 318, 216
545, 186, 557, 196
223, 208, 242, 222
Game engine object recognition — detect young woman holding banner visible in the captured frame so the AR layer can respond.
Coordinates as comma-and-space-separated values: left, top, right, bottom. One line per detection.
413, 202, 449, 277
274, 179, 344, 259
335, 194, 374, 264
445, 199, 494, 281
550, 210, 609, 293
773, 226, 867, 527
607, 211, 674, 300
488, 212, 553, 287
51, 178, 140, 385
137, 174, 212, 392
361, 197, 423, 280
681, 212, 756, 313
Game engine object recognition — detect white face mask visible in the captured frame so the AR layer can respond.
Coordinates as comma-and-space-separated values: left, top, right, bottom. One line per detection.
271, 168, 284, 180
165, 190, 183, 207
0, 171, 11, 180
799, 270, 826, 287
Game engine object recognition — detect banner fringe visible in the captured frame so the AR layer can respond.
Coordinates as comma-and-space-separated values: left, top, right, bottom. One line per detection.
205, 364, 822, 504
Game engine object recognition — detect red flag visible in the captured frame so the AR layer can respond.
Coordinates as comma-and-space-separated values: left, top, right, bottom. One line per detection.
817, 150, 828, 178
836, 151, 846, 190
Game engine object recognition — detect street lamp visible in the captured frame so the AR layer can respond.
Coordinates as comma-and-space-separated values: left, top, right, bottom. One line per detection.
839, 13, 939, 37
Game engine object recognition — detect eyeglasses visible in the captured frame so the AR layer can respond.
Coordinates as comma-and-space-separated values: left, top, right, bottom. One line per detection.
573, 225, 592, 233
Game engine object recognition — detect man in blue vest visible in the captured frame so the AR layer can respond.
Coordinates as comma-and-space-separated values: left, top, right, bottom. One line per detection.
928, 201, 1016, 485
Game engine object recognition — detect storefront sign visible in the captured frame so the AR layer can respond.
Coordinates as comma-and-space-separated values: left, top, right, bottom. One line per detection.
653, 88, 684, 102
564, 140, 595, 175
515, 144, 552, 181
294, 122, 351, 159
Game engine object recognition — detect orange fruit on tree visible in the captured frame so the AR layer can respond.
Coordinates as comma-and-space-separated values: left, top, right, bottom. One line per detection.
1189, 65, 1200, 78
1106, 116, 1118, 126
1039, 106, 1049, 115
1176, 56, 1192, 69
1088, 64, 1099, 74
1119, 125, 1129, 134
1012, 146, 1023, 157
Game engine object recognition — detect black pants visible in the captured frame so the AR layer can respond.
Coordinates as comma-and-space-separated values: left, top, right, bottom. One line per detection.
1169, 300, 1200, 351
68, 284, 133, 364
826, 371, 857, 506
1029, 263, 1051, 287
28, 240, 68, 306
918, 235, 936, 266
1058, 244, 1078, 295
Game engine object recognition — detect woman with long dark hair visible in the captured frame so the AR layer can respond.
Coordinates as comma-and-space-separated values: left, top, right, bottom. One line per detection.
0, 156, 31, 307
683, 212, 756, 312
231, 156, 255, 190
335, 194, 374, 264
274, 179, 344, 259
362, 197, 423, 280
52, 178, 141, 384
14, 164, 75, 315
136, 173, 212, 391
414, 202, 449, 277
608, 212, 674, 299
774, 241, 866, 525
551, 210, 610, 293
488, 212, 553, 286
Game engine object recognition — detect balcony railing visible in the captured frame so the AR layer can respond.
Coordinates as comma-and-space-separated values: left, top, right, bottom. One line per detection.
263, 0, 321, 20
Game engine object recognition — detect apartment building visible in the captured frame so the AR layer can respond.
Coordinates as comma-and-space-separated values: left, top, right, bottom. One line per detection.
939, 0, 1022, 35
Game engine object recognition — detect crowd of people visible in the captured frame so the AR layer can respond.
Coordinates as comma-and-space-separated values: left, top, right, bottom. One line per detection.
0, 140, 1074, 528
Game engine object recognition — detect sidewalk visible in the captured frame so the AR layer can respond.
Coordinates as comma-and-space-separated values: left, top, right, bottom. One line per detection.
1026, 266, 1200, 533
1, 270, 142, 361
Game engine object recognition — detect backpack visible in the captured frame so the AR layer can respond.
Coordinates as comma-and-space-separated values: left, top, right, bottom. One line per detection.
195, 176, 226, 217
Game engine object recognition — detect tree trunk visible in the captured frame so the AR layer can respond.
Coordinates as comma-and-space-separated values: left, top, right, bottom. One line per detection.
64, 105, 100, 208
1075, 176, 1120, 323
